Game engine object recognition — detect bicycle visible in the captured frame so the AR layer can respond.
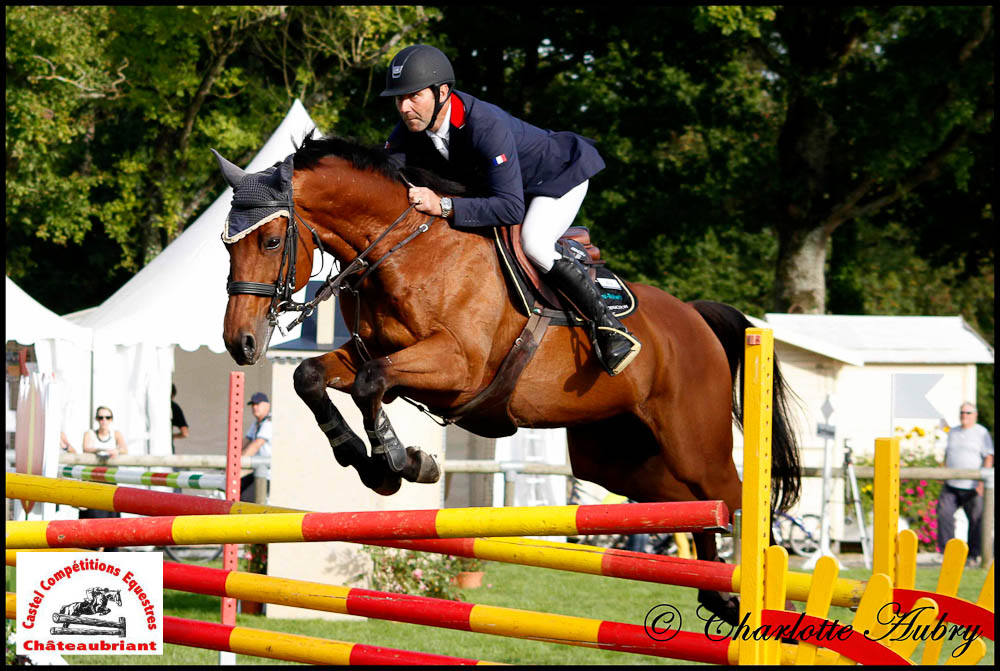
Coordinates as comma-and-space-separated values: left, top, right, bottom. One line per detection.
772, 511, 821, 557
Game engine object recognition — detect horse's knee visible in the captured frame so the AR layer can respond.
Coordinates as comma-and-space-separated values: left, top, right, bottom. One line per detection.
293, 358, 327, 400
352, 360, 388, 403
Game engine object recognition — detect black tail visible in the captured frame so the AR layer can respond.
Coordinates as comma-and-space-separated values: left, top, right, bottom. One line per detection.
690, 300, 801, 514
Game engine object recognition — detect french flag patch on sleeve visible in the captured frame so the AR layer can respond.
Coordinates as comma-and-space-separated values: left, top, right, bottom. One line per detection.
493, 153, 508, 166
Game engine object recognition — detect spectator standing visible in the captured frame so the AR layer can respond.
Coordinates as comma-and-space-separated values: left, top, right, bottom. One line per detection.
81, 406, 128, 459
171, 384, 189, 451
936, 402, 993, 565
241, 392, 272, 503
78, 406, 128, 538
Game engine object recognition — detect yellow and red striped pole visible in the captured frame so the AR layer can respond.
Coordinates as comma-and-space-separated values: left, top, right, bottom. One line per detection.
5, 499, 729, 549
5, 473, 866, 607
159, 561, 732, 664
375, 536, 736, 593
6, 472, 283, 516
163, 615, 497, 665
4, 593, 496, 665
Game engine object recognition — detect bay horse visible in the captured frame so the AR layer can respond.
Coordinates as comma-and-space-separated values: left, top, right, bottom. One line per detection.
213, 133, 801, 623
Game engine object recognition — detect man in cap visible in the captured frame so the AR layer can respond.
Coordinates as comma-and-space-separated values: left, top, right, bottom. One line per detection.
381, 44, 640, 377
241, 392, 273, 502
936, 402, 993, 566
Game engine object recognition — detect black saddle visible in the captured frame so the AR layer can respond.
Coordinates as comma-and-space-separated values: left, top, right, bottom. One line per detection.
494, 224, 637, 327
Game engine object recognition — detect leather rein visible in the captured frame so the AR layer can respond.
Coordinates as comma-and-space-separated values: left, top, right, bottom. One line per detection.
227, 174, 546, 429
226, 177, 437, 345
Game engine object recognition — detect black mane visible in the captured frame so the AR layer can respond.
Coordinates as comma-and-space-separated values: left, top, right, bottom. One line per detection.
293, 130, 466, 195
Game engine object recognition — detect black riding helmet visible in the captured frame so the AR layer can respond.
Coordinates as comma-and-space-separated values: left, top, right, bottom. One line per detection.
381, 44, 456, 132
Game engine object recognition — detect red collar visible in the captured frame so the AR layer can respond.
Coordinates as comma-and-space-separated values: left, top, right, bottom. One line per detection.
450, 94, 466, 129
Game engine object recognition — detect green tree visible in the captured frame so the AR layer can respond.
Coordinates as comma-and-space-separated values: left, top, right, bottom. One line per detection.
6, 5, 994, 346
735, 6, 994, 314
6, 6, 437, 312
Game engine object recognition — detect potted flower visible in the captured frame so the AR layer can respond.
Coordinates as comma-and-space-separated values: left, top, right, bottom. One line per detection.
452, 555, 485, 589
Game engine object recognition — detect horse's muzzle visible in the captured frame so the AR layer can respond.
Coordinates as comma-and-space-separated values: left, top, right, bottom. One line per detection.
225, 330, 263, 366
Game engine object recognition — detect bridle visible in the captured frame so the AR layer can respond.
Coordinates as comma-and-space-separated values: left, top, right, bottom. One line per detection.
225, 184, 324, 331
226, 171, 437, 346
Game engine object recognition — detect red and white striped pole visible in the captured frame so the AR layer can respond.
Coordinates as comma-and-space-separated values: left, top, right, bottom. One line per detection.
221, 372, 244, 664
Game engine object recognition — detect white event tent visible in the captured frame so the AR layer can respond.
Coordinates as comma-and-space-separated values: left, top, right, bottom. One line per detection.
65, 100, 330, 456
5, 275, 94, 443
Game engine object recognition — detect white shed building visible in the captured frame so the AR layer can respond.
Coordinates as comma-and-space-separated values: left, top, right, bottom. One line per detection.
749, 313, 994, 542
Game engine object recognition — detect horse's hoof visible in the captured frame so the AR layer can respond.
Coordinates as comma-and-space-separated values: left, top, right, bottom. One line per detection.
373, 473, 402, 496
400, 447, 440, 484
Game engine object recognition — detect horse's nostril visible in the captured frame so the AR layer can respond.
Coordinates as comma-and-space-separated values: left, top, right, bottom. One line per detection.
242, 334, 256, 359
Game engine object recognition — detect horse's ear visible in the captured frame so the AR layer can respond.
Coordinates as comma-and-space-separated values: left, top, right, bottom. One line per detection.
276, 153, 294, 187
211, 148, 248, 188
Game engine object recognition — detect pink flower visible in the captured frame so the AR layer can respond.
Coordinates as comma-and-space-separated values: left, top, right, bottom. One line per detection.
412, 569, 423, 580
905, 488, 915, 495
919, 480, 928, 486
916, 487, 925, 496
929, 521, 938, 529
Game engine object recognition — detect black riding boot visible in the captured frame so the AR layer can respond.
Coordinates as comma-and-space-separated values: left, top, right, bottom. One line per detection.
545, 256, 641, 376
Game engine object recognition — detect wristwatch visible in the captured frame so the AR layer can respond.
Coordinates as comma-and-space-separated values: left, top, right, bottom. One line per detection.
440, 197, 453, 219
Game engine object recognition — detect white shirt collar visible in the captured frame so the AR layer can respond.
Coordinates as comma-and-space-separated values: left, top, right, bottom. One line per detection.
425, 100, 451, 143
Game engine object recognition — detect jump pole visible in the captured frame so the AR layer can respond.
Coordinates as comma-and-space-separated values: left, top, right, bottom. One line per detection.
872, 436, 900, 583
5, 500, 730, 549
739, 328, 773, 665
160, 561, 731, 664
4, 593, 496, 666
220, 371, 244, 665
4, 473, 867, 607
58, 465, 226, 491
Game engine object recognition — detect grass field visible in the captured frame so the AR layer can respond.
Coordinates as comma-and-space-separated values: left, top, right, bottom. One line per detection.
7, 557, 994, 666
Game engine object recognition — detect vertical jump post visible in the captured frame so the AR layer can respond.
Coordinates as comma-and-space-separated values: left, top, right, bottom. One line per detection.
221, 371, 244, 665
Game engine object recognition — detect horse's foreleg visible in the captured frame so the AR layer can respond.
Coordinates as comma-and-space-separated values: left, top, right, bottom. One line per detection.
293, 349, 402, 496
351, 334, 467, 485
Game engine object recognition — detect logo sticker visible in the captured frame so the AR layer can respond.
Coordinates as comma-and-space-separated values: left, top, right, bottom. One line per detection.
392, 65, 403, 78
15, 552, 163, 655
597, 277, 622, 290
493, 154, 508, 166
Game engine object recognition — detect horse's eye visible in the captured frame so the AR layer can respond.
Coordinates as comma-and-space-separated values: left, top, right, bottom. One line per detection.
265, 237, 281, 250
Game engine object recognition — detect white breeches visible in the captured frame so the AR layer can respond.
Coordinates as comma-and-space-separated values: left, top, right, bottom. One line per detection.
521, 180, 589, 273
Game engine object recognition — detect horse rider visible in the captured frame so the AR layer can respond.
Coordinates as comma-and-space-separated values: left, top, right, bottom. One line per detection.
84, 587, 117, 615
381, 44, 641, 377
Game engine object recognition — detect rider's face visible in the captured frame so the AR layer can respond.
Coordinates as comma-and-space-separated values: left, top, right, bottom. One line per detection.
395, 87, 446, 133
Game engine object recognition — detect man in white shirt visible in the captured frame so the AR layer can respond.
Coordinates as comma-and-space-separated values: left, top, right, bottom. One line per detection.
936, 402, 993, 564
241, 392, 273, 502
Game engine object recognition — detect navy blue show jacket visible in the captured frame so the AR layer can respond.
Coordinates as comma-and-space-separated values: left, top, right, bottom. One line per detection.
384, 90, 605, 228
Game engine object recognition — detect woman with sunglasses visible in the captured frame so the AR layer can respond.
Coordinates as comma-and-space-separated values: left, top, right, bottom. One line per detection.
82, 406, 129, 458
78, 406, 129, 532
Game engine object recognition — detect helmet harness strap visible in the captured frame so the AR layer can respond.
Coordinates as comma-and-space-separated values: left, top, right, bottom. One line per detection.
424, 84, 450, 132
